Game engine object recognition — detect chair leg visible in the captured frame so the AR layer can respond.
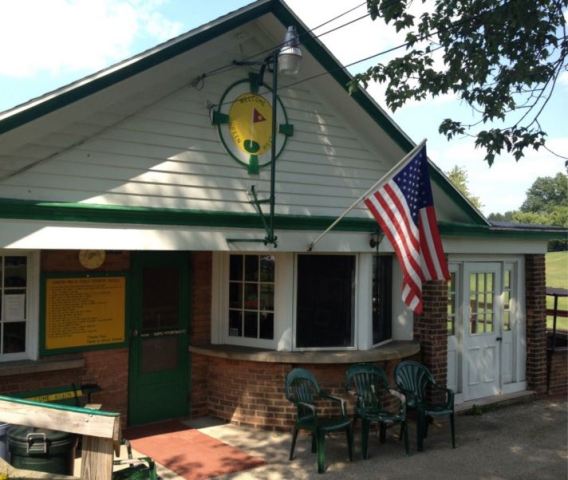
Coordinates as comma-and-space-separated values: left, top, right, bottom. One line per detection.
316, 430, 326, 474
379, 423, 387, 443
346, 424, 353, 462
423, 415, 430, 439
311, 433, 317, 453
399, 422, 404, 442
402, 421, 410, 455
289, 427, 299, 461
450, 413, 456, 449
361, 419, 370, 460
417, 412, 425, 452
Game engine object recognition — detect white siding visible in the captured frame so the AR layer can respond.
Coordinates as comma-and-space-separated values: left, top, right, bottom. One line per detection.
0, 70, 403, 219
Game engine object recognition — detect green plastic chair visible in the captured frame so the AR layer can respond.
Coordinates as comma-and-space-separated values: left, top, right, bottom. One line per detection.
394, 360, 455, 452
346, 363, 409, 459
285, 368, 353, 473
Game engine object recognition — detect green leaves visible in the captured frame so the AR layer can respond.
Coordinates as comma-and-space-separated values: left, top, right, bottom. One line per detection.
351, 0, 568, 164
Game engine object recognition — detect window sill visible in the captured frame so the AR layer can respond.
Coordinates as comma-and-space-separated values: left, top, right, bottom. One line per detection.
189, 340, 420, 364
0, 355, 85, 377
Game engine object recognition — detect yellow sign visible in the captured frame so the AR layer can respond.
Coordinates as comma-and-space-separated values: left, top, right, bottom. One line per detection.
228, 93, 273, 156
212, 77, 293, 174
45, 277, 125, 350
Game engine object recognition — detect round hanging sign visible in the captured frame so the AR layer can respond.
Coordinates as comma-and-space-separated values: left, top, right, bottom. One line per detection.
212, 74, 294, 174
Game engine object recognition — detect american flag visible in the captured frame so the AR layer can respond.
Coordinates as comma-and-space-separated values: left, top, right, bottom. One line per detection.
364, 144, 449, 314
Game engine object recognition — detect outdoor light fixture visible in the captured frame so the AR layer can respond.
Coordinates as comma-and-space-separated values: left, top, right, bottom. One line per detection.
277, 26, 302, 76
235, 25, 302, 247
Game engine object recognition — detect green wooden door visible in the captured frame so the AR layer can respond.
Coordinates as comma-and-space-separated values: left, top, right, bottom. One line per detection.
128, 252, 190, 425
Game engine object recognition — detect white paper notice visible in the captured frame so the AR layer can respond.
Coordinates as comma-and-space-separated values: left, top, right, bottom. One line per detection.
5, 294, 25, 321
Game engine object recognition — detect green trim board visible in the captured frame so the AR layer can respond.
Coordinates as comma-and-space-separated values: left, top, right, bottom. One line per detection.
0, 198, 564, 240
40, 271, 129, 356
0, 395, 119, 416
0, 0, 486, 227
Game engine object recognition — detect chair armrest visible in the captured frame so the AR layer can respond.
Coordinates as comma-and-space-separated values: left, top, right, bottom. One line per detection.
297, 401, 317, 415
430, 383, 455, 409
320, 391, 348, 416
388, 388, 407, 417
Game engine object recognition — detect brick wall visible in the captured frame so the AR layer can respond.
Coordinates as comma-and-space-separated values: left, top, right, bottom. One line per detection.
413, 280, 448, 386
548, 350, 568, 395
0, 348, 129, 424
189, 252, 212, 418
525, 254, 547, 393
200, 356, 401, 430
83, 349, 129, 419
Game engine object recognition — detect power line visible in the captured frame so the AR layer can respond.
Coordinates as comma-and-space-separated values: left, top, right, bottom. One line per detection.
194, 1, 371, 81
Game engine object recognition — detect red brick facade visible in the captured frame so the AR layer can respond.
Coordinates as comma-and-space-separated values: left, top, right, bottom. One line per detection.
413, 280, 448, 386
548, 349, 568, 395
525, 254, 547, 393
196, 355, 400, 430
0, 349, 129, 424
1, 249, 559, 431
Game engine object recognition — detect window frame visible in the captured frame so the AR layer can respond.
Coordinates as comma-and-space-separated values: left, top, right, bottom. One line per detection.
0, 250, 39, 362
214, 252, 280, 349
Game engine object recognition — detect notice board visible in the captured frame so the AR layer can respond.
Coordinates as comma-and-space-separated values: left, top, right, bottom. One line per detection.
45, 276, 125, 350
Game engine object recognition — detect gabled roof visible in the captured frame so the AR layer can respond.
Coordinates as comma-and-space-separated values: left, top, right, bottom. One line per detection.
0, 0, 491, 228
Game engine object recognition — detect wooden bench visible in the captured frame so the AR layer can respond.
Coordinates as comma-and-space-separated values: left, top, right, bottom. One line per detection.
0, 396, 120, 480
9, 383, 102, 409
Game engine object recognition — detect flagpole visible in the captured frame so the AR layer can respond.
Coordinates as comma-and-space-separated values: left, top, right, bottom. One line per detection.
307, 139, 427, 252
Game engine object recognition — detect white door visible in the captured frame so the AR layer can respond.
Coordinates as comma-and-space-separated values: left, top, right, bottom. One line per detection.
463, 263, 502, 400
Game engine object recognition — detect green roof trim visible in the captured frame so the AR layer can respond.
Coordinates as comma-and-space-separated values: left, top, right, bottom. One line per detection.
0, 199, 563, 240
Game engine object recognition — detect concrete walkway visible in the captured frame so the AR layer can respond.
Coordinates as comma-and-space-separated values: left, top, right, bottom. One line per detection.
166, 397, 568, 480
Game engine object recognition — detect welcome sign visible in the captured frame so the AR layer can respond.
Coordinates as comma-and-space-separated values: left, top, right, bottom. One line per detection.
212, 74, 294, 174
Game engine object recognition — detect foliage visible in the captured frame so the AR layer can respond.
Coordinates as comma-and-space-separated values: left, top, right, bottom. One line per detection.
486, 211, 515, 223
445, 165, 482, 209
520, 172, 568, 213
352, 0, 568, 164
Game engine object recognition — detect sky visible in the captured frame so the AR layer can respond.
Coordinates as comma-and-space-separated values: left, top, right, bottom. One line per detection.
0, 0, 566, 215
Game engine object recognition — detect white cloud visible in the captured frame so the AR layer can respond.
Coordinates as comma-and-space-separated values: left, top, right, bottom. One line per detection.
430, 137, 568, 214
0, 0, 183, 77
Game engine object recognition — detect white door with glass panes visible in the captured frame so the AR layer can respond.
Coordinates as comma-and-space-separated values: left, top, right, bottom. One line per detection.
463, 263, 502, 400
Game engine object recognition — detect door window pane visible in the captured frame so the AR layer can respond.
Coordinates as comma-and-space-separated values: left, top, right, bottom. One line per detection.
141, 336, 178, 373
469, 272, 495, 335
503, 267, 513, 331
142, 267, 179, 331
296, 255, 355, 348
447, 271, 457, 336
372, 255, 392, 344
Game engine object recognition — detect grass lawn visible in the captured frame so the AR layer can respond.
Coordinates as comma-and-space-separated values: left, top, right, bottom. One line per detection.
546, 251, 568, 331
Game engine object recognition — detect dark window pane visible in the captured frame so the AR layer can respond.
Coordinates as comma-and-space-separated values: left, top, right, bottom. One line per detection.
259, 256, 275, 282
229, 310, 242, 336
229, 282, 242, 309
296, 255, 354, 348
372, 256, 392, 344
5, 256, 26, 288
142, 267, 179, 331
244, 283, 258, 310
244, 311, 258, 338
230, 255, 243, 281
4, 322, 25, 353
244, 256, 258, 281
140, 336, 178, 373
259, 312, 274, 339
260, 285, 274, 311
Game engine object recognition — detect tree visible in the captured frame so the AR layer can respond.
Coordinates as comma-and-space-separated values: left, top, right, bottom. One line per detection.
351, 0, 567, 165
520, 172, 568, 213
446, 165, 482, 209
